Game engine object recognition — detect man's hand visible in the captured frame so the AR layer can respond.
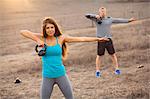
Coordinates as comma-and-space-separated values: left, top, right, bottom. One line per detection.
85, 15, 91, 18
129, 18, 136, 22
96, 15, 100, 19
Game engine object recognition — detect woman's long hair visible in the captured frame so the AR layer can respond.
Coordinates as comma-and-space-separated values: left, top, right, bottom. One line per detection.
42, 17, 67, 59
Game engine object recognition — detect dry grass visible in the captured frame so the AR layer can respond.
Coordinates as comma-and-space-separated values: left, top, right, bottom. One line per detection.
1, 19, 149, 99
0, 0, 150, 99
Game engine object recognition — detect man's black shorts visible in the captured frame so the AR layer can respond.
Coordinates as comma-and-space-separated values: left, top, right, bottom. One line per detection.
97, 38, 115, 56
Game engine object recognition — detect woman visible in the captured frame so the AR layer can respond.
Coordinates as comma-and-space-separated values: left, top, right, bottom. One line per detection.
20, 17, 108, 99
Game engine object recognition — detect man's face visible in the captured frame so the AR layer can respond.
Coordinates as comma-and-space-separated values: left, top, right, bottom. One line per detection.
99, 7, 106, 17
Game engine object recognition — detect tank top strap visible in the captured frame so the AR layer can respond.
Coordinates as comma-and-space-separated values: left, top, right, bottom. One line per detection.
44, 38, 46, 43
56, 37, 58, 44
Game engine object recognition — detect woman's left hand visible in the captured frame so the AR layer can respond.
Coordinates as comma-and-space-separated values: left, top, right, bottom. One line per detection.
129, 18, 136, 22
98, 37, 109, 42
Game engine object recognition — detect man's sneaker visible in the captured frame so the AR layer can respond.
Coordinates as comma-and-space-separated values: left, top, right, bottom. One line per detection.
115, 69, 121, 75
95, 71, 101, 77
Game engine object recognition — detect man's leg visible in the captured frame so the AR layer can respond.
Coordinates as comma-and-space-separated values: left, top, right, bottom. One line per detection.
96, 41, 105, 77
96, 55, 102, 71
110, 53, 121, 75
110, 53, 119, 70
106, 38, 121, 75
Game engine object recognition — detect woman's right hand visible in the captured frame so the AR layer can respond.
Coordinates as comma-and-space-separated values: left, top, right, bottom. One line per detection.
36, 39, 45, 47
129, 18, 136, 22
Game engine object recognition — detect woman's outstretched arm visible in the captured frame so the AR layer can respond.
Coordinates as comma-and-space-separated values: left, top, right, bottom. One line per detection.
20, 30, 44, 44
63, 35, 109, 43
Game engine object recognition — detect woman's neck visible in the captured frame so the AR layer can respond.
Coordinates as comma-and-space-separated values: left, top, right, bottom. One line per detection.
45, 36, 57, 46
47, 36, 55, 40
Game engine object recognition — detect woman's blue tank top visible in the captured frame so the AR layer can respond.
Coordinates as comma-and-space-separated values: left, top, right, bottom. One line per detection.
42, 37, 66, 78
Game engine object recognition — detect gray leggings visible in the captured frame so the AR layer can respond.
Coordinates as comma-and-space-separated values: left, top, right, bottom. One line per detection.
40, 75, 74, 99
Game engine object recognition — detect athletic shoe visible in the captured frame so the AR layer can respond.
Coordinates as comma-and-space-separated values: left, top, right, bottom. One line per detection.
115, 69, 121, 75
95, 71, 101, 77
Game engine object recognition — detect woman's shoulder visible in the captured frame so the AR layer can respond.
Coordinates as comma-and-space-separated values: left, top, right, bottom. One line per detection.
58, 35, 63, 39
57, 34, 66, 44
58, 34, 70, 43
58, 34, 68, 40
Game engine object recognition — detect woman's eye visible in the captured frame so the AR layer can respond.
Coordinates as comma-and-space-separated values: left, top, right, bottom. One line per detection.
51, 27, 54, 28
46, 27, 49, 29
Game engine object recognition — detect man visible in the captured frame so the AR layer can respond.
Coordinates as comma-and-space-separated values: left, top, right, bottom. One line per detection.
85, 7, 135, 77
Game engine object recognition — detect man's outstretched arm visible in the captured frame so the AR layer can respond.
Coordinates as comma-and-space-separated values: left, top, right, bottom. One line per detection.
112, 17, 136, 23
85, 13, 97, 21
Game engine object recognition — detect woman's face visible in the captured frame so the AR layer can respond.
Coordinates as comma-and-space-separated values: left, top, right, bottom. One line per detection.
46, 23, 55, 37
